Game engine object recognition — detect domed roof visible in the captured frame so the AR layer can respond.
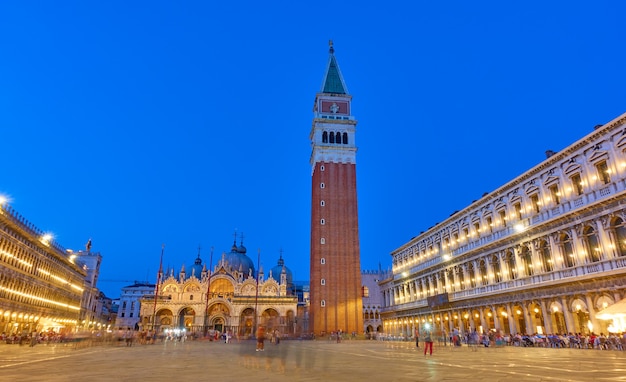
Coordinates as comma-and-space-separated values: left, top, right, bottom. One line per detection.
224, 240, 255, 276
190, 253, 204, 279
270, 255, 293, 286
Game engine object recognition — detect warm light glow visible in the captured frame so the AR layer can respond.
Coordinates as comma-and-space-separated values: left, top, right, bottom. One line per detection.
553, 306, 559, 312
0, 249, 33, 268
0, 285, 80, 310
516, 310, 521, 315
514, 223, 525, 233
534, 308, 539, 313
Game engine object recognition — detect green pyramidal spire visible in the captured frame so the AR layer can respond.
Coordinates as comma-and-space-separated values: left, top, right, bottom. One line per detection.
321, 41, 348, 95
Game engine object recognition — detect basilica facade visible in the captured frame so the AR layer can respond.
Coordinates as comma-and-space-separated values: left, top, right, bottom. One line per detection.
380, 112, 626, 338
140, 239, 298, 337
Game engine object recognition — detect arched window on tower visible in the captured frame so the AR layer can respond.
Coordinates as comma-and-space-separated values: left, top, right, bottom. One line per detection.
329, 132, 335, 144
343, 132, 348, 144
322, 131, 328, 143
335, 131, 342, 144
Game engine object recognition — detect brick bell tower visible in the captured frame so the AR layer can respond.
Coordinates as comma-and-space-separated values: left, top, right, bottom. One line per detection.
309, 41, 363, 336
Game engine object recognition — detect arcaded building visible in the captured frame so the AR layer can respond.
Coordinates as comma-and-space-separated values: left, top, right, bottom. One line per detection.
0, 200, 87, 334
309, 42, 363, 336
380, 112, 626, 338
140, 239, 298, 337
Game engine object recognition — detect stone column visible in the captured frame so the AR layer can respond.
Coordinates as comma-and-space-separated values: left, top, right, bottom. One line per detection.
584, 294, 600, 333
540, 300, 552, 334
560, 296, 576, 334
522, 304, 533, 334
491, 306, 500, 330
479, 310, 487, 333
506, 304, 517, 334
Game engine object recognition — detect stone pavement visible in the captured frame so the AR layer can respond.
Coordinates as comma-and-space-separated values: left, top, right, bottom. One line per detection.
0, 339, 624, 381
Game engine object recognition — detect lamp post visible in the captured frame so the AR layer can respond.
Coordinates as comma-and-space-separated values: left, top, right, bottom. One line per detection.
204, 247, 214, 336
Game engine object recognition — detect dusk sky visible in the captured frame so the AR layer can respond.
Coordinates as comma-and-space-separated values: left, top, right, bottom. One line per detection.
1, 2, 625, 298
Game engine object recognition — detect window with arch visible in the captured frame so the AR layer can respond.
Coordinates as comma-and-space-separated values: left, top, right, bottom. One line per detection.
611, 217, 626, 257
583, 226, 602, 262
560, 233, 576, 267
343, 132, 348, 144
320, 218, 325, 225
478, 260, 488, 285
320, 200, 325, 206
320, 238, 325, 245
320, 183, 325, 189
322, 131, 328, 143
321, 278, 326, 285
321, 300, 326, 307
539, 240, 553, 272
467, 263, 477, 288
329, 132, 335, 143
457, 266, 465, 290
335, 131, 341, 143
320, 165, 325, 171
521, 246, 533, 276
447, 269, 455, 292
492, 255, 502, 283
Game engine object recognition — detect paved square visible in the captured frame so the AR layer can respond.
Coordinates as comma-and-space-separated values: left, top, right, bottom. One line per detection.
0, 340, 624, 381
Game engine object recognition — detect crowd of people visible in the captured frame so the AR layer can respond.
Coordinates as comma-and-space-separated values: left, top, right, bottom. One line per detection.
374, 329, 626, 351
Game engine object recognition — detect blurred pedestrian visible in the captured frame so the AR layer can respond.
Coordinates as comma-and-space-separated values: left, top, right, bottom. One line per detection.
424, 331, 434, 355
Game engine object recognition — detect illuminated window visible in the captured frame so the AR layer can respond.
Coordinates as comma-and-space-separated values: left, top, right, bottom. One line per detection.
571, 173, 583, 195
362, 286, 369, 298
596, 161, 610, 184
549, 184, 560, 205
498, 210, 507, 227
514, 203, 522, 220
530, 194, 540, 213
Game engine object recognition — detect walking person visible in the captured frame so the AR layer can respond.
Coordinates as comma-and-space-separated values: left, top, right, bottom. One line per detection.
415, 328, 420, 349
424, 330, 434, 356
255, 325, 265, 351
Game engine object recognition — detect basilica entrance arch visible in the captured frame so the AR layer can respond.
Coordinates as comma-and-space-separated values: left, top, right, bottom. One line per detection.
211, 317, 225, 333
178, 307, 196, 331
239, 308, 255, 337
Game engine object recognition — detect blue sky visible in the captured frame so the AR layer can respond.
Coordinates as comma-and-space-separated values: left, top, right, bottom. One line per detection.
1, 1, 625, 298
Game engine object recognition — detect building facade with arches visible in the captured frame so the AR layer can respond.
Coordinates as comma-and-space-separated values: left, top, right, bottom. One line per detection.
140, 241, 298, 338
379, 112, 626, 338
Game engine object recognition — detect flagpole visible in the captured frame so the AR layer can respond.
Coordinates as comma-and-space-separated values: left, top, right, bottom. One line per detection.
152, 244, 164, 332
204, 246, 214, 337
254, 248, 260, 336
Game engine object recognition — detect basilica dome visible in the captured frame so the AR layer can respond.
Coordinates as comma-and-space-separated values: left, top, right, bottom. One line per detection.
270, 255, 293, 289
224, 241, 255, 276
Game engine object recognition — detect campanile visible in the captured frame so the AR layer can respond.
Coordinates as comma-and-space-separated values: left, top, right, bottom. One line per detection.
309, 41, 363, 335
